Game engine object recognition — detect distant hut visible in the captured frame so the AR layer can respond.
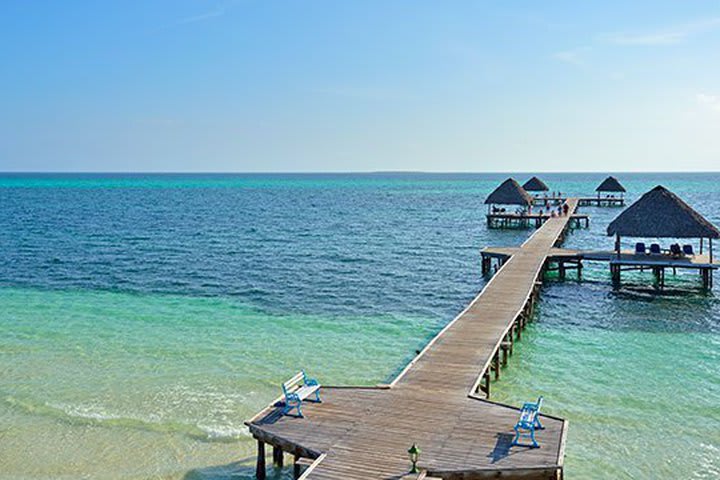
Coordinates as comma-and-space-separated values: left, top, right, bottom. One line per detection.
522, 176, 549, 195
596, 176, 626, 199
607, 185, 720, 261
485, 178, 533, 214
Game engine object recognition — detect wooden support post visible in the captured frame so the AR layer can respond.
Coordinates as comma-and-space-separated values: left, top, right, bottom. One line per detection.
516, 318, 522, 340
501, 341, 509, 366
525, 295, 535, 322
273, 445, 284, 468
559, 261, 566, 280
661, 268, 665, 289
493, 351, 500, 380
484, 370, 491, 398
256, 440, 266, 480
294, 454, 302, 479
611, 263, 621, 286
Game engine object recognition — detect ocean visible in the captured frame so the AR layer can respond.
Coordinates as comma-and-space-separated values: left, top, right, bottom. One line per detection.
1, 173, 718, 479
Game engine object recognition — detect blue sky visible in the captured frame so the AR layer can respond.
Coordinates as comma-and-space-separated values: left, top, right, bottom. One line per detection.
1, 1, 720, 172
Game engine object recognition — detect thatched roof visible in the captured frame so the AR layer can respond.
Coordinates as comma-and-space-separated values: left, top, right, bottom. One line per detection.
596, 176, 626, 192
522, 176, 549, 192
607, 186, 720, 238
484, 178, 533, 206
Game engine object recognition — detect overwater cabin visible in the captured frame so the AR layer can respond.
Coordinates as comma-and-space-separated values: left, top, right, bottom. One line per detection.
606, 185, 719, 289
590, 176, 626, 206
485, 178, 534, 228
486, 178, 587, 229
522, 176, 549, 196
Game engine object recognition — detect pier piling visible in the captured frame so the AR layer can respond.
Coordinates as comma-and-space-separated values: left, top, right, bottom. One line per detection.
256, 440, 266, 480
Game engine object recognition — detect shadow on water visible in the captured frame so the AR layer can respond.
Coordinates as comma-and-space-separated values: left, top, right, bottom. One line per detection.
183, 456, 293, 480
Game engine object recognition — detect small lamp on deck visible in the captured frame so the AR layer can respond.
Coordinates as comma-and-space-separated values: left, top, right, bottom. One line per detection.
408, 443, 421, 474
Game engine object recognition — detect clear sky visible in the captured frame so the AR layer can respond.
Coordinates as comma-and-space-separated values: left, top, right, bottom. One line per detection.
1, 1, 720, 172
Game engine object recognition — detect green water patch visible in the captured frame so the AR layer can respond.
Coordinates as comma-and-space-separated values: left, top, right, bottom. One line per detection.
492, 283, 720, 480
0, 286, 437, 477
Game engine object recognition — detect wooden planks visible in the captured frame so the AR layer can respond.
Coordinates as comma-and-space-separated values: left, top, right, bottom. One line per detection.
248, 200, 580, 479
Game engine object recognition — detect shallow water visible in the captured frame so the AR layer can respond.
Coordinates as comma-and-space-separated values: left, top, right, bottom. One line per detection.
0, 173, 718, 479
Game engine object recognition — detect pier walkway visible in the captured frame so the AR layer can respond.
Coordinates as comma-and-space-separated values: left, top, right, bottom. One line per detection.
246, 199, 580, 480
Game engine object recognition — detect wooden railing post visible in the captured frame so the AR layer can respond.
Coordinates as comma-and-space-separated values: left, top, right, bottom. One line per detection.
256, 440, 266, 480
273, 445, 283, 467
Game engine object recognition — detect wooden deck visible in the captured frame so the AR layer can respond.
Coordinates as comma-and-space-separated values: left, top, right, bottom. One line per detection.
531, 196, 624, 207
486, 212, 589, 229
482, 246, 718, 267
481, 246, 717, 288
247, 199, 580, 480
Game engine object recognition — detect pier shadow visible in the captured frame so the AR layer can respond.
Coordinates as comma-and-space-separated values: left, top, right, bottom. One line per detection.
253, 404, 285, 425
487, 432, 516, 464
183, 456, 293, 480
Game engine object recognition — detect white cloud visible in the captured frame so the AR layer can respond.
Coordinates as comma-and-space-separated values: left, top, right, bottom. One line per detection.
602, 17, 720, 46
697, 93, 720, 112
553, 50, 582, 65
552, 47, 589, 66
604, 32, 685, 46
168, 0, 239, 28
311, 86, 407, 101
176, 9, 226, 25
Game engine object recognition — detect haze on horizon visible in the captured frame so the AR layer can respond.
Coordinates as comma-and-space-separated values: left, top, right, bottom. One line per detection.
1, 1, 720, 173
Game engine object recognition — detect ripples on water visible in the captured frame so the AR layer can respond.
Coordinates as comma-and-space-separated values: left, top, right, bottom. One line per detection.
0, 173, 718, 479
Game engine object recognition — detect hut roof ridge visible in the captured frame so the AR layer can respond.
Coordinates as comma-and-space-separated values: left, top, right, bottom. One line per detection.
522, 176, 549, 192
484, 178, 533, 206
596, 176, 626, 192
607, 185, 720, 238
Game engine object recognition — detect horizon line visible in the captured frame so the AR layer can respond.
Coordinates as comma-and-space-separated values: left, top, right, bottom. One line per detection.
2, 170, 720, 175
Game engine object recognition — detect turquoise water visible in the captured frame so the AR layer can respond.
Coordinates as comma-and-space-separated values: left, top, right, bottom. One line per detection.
1, 173, 718, 479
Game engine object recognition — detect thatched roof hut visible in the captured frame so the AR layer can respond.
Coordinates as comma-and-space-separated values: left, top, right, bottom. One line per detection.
596, 176, 626, 193
484, 178, 533, 206
607, 186, 720, 239
522, 176, 549, 192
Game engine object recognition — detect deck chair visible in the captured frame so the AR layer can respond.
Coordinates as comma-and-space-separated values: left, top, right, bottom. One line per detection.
683, 244, 694, 255
649, 244, 661, 255
635, 242, 646, 254
670, 244, 682, 257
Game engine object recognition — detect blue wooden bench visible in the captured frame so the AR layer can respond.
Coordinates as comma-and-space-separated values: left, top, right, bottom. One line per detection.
511, 396, 544, 448
281, 371, 321, 418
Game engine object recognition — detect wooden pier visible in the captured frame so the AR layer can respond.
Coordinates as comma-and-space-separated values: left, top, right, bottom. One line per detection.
246, 200, 580, 480
487, 212, 589, 229
530, 197, 624, 207
481, 247, 718, 289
